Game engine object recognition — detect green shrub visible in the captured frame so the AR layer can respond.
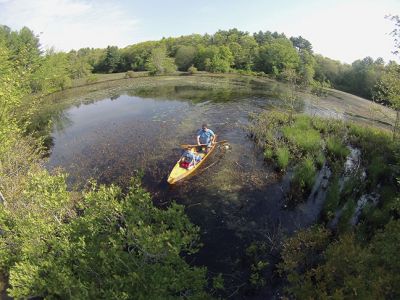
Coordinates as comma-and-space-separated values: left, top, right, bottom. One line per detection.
293, 115, 312, 130
315, 151, 326, 168
368, 156, 390, 186
86, 75, 98, 84
326, 136, 349, 159
293, 157, 317, 191
323, 178, 340, 219
264, 148, 273, 160
125, 70, 135, 78
338, 199, 356, 232
275, 146, 290, 170
283, 126, 322, 154
187, 65, 198, 75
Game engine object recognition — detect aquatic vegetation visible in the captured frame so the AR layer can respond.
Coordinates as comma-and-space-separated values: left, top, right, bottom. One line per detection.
292, 156, 317, 192
282, 125, 322, 154
337, 198, 357, 232
323, 177, 340, 219
325, 136, 349, 160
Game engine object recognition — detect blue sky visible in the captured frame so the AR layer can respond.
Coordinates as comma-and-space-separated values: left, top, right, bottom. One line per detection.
0, 0, 399, 63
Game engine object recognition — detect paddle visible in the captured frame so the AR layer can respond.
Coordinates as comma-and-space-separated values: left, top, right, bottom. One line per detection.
180, 140, 228, 149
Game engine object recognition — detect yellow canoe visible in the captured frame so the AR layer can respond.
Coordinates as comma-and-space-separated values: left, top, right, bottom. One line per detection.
167, 139, 218, 184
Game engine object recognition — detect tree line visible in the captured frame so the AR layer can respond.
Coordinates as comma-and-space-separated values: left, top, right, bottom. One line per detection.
1, 24, 399, 105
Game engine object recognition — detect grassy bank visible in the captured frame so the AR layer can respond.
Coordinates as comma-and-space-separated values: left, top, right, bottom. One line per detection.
249, 110, 400, 298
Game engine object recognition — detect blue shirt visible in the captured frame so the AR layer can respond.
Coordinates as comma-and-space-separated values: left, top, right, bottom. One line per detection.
183, 150, 201, 162
197, 128, 215, 145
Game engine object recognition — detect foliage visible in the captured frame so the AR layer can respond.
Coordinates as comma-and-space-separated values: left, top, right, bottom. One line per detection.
256, 38, 300, 75
374, 63, 400, 139
292, 156, 317, 192
145, 47, 177, 75
1, 175, 210, 299
282, 122, 322, 154
175, 45, 197, 71
281, 222, 400, 299
125, 70, 136, 78
204, 46, 234, 73
96, 46, 122, 73
323, 177, 340, 219
121, 41, 160, 71
30, 50, 72, 93
275, 146, 290, 170
187, 65, 198, 75
325, 135, 350, 159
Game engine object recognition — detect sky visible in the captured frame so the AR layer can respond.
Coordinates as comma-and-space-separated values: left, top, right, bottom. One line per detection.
0, 0, 399, 64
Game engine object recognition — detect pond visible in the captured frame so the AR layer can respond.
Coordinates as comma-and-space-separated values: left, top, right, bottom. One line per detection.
44, 75, 373, 298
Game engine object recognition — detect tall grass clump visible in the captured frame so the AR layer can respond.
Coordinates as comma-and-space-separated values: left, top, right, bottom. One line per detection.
282, 125, 322, 154
337, 199, 357, 232
323, 178, 340, 220
275, 146, 290, 170
326, 136, 350, 160
292, 156, 317, 192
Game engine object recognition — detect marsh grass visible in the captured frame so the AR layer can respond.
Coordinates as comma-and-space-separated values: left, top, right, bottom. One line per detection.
249, 110, 399, 213
263, 148, 273, 160
275, 147, 290, 170
326, 136, 350, 160
292, 156, 317, 193
282, 125, 321, 154
323, 177, 340, 220
338, 199, 356, 232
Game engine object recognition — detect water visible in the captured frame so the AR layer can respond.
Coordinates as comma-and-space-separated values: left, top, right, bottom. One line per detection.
45, 77, 336, 298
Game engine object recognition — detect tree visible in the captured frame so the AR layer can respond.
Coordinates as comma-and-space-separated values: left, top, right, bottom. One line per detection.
99, 46, 122, 73
374, 63, 400, 139
0, 172, 211, 299
290, 36, 313, 53
374, 15, 400, 139
256, 38, 300, 75
30, 50, 72, 93
298, 49, 316, 86
145, 47, 177, 75
121, 41, 160, 71
175, 45, 196, 71
67, 50, 93, 79
204, 45, 234, 73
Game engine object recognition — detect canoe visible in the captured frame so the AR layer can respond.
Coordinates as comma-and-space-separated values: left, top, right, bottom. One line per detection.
167, 138, 218, 184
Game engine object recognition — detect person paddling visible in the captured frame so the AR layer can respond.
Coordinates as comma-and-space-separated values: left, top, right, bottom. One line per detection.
197, 123, 216, 153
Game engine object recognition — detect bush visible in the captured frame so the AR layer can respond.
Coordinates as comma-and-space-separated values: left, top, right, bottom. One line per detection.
283, 126, 322, 154
86, 75, 99, 84
264, 148, 273, 160
125, 70, 135, 78
276, 146, 290, 170
282, 115, 322, 154
326, 136, 349, 159
315, 151, 326, 168
187, 65, 198, 75
323, 178, 340, 219
2, 176, 210, 299
293, 157, 316, 191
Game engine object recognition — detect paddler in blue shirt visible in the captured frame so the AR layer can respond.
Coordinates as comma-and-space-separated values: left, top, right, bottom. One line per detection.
197, 123, 216, 152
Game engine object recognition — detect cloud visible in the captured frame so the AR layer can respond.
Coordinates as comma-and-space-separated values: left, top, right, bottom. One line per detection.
277, 0, 399, 63
0, 0, 139, 50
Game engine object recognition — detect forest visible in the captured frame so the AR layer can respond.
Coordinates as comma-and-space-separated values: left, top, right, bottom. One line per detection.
1, 24, 399, 102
